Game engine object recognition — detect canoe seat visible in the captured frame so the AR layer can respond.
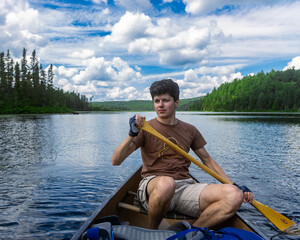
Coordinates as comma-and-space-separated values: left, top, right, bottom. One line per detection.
118, 191, 193, 220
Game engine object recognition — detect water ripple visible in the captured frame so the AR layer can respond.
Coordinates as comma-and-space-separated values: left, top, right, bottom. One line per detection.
0, 113, 299, 239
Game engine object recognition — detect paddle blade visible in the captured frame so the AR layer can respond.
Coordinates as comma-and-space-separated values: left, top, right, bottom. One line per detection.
251, 200, 295, 232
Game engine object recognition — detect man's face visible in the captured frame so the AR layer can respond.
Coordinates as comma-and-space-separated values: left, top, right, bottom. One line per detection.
153, 93, 179, 119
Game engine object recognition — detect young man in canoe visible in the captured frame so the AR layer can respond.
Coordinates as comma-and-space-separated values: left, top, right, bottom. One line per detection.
111, 79, 253, 229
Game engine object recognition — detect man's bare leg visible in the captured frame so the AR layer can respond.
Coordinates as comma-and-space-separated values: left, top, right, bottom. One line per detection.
147, 176, 176, 229
193, 184, 243, 228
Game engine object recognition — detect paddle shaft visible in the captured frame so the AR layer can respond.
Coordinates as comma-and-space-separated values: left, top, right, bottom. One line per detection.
139, 119, 295, 232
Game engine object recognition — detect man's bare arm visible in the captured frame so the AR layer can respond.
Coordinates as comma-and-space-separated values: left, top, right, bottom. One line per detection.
111, 136, 137, 165
194, 147, 233, 184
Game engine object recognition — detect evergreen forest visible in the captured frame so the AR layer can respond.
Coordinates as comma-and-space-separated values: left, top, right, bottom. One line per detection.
0, 49, 90, 114
188, 69, 300, 112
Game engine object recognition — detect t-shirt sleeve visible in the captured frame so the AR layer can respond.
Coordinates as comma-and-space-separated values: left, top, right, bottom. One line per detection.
131, 129, 144, 150
191, 127, 207, 151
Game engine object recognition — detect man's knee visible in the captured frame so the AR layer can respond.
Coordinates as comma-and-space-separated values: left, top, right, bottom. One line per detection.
150, 176, 176, 202
226, 185, 244, 212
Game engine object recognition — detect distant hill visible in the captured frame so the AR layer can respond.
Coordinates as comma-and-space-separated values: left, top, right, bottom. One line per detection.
91, 97, 202, 111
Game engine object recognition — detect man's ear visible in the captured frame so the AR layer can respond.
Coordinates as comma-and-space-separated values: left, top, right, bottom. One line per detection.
175, 99, 180, 108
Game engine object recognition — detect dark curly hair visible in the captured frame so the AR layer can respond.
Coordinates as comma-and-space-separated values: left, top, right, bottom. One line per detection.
150, 79, 180, 101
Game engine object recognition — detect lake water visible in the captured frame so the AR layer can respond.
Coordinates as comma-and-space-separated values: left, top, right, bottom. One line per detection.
0, 112, 299, 239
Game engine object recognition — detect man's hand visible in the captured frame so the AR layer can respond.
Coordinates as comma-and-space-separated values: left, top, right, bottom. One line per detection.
234, 183, 254, 203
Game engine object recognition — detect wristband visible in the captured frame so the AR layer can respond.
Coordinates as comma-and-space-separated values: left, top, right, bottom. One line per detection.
234, 183, 252, 193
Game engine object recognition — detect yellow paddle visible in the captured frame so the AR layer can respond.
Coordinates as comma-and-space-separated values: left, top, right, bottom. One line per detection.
139, 119, 296, 232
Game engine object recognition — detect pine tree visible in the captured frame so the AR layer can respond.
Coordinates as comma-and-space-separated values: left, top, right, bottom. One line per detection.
0, 52, 6, 109
14, 62, 21, 106
20, 48, 30, 105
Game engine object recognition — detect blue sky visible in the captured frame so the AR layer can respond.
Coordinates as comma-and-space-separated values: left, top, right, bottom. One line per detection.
1, 0, 300, 101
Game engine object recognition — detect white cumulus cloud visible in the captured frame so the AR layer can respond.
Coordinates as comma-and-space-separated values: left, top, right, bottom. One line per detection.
69, 49, 95, 59
106, 12, 223, 66
51, 56, 143, 100
106, 86, 140, 100
2, 0, 300, 101
105, 12, 152, 44
0, 0, 47, 55
284, 56, 300, 70
55, 66, 78, 78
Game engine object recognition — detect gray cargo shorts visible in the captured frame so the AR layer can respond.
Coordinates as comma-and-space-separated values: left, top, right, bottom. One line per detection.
137, 175, 208, 218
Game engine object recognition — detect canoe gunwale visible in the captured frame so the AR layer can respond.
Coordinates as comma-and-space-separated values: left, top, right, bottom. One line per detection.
71, 165, 269, 240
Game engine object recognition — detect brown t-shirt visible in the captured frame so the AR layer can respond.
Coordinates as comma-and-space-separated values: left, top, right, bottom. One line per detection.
133, 118, 207, 180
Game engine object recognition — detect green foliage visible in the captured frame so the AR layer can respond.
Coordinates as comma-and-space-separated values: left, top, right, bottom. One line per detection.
0, 48, 90, 114
91, 97, 202, 111
189, 69, 300, 112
